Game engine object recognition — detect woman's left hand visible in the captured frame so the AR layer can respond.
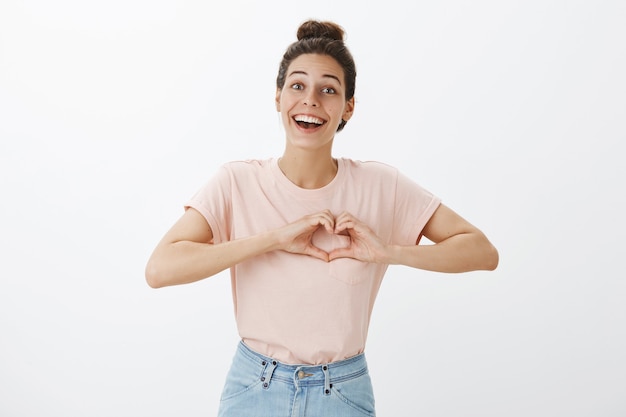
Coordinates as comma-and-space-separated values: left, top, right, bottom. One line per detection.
328, 212, 387, 263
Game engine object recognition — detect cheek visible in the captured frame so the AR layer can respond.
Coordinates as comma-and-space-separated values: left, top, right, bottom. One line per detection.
280, 107, 293, 125
330, 105, 343, 119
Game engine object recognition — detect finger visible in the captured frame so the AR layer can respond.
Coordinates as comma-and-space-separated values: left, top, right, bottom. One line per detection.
328, 247, 354, 261
305, 245, 330, 262
334, 211, 353, 224
335, 219, 357, 234
316, 212, 335, 233
334, 211, 360, 232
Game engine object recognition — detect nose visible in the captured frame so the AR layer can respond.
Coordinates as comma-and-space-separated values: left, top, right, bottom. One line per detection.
303, 90, 318, 107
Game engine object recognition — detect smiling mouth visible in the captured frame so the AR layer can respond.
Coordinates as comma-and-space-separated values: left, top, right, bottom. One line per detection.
294, 115, 325, 129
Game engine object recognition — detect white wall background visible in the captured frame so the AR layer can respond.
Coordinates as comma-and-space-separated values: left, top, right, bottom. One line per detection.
1, 1, 624, 416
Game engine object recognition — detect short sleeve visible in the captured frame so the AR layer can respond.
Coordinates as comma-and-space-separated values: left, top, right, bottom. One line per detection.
392, 170, 441, 245
185, 164, 233, 244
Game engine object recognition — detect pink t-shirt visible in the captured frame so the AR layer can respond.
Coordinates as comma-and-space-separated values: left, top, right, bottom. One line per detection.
186, 158, 440, 364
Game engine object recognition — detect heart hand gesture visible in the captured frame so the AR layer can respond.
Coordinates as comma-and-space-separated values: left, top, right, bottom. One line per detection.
278, 209, 336, 262
277, 210, 386, 264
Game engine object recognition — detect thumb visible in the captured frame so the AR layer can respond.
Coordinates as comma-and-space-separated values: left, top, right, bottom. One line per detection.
328, 247, 353, 261
305, 244, 330, 262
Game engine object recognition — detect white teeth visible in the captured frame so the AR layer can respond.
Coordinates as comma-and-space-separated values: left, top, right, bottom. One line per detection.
294, 115, 324, 124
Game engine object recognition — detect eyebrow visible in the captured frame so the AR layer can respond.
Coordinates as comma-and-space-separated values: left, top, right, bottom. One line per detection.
288, 70, 342, 85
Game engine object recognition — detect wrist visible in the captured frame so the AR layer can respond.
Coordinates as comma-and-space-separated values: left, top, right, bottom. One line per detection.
263, 228, 286, 253
379, 244, 401, 265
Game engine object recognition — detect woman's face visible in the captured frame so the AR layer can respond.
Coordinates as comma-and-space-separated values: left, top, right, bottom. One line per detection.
276, 53, 354, 152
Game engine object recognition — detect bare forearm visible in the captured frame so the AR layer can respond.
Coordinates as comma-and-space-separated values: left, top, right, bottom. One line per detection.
385, 232, 499, 273
145, 230, 280, 288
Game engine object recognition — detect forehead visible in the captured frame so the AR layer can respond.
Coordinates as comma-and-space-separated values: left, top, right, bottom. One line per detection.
286, 54, 344, 83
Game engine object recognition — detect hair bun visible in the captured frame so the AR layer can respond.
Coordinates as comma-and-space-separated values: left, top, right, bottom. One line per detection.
296, 20, 345, 41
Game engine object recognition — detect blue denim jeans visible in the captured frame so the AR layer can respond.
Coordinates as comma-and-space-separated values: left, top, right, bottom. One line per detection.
217, 341, 376, 417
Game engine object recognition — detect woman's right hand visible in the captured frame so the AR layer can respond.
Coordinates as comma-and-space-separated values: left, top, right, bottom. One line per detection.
146, 208, 336, 288
276, 209, 335, 262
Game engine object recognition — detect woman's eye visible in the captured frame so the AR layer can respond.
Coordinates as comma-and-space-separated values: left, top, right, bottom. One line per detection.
322, 87, 336, 94
291, 83, 304, 90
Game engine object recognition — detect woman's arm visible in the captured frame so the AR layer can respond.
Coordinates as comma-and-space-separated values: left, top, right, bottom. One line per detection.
145, 207, 337, 288
391, 204, 499, 272
329, 204, 499, 273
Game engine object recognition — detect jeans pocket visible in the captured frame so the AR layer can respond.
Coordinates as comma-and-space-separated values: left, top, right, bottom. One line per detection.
220, 356, 264, 402
330, 371, 376, 416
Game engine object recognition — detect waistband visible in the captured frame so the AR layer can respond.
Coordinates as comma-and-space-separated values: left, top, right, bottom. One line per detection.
236, 341, 369, 395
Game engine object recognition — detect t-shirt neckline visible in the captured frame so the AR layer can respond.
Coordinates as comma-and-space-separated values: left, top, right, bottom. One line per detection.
270, 157, 345, 199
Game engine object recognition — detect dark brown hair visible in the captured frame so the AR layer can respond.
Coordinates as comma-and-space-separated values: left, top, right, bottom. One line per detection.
276, 20, 357, 132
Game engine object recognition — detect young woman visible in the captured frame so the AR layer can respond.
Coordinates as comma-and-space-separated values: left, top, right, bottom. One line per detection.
146, 19, 498, 417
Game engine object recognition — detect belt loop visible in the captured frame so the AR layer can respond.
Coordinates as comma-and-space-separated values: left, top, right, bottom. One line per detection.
261, 359, 278, 390
322, 364, 331, 396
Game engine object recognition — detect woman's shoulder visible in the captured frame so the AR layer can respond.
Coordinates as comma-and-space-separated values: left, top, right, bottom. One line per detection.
202, 159, 274, 188
222, 158, 272, 168
340, 158, 399, 177
218, 158, 274, 175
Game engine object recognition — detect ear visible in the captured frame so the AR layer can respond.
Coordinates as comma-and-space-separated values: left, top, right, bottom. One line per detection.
342, 97, 355, 122
275, 89, 281, 112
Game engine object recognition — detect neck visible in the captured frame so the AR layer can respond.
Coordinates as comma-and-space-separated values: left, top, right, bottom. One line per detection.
278, 149, 338, 189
